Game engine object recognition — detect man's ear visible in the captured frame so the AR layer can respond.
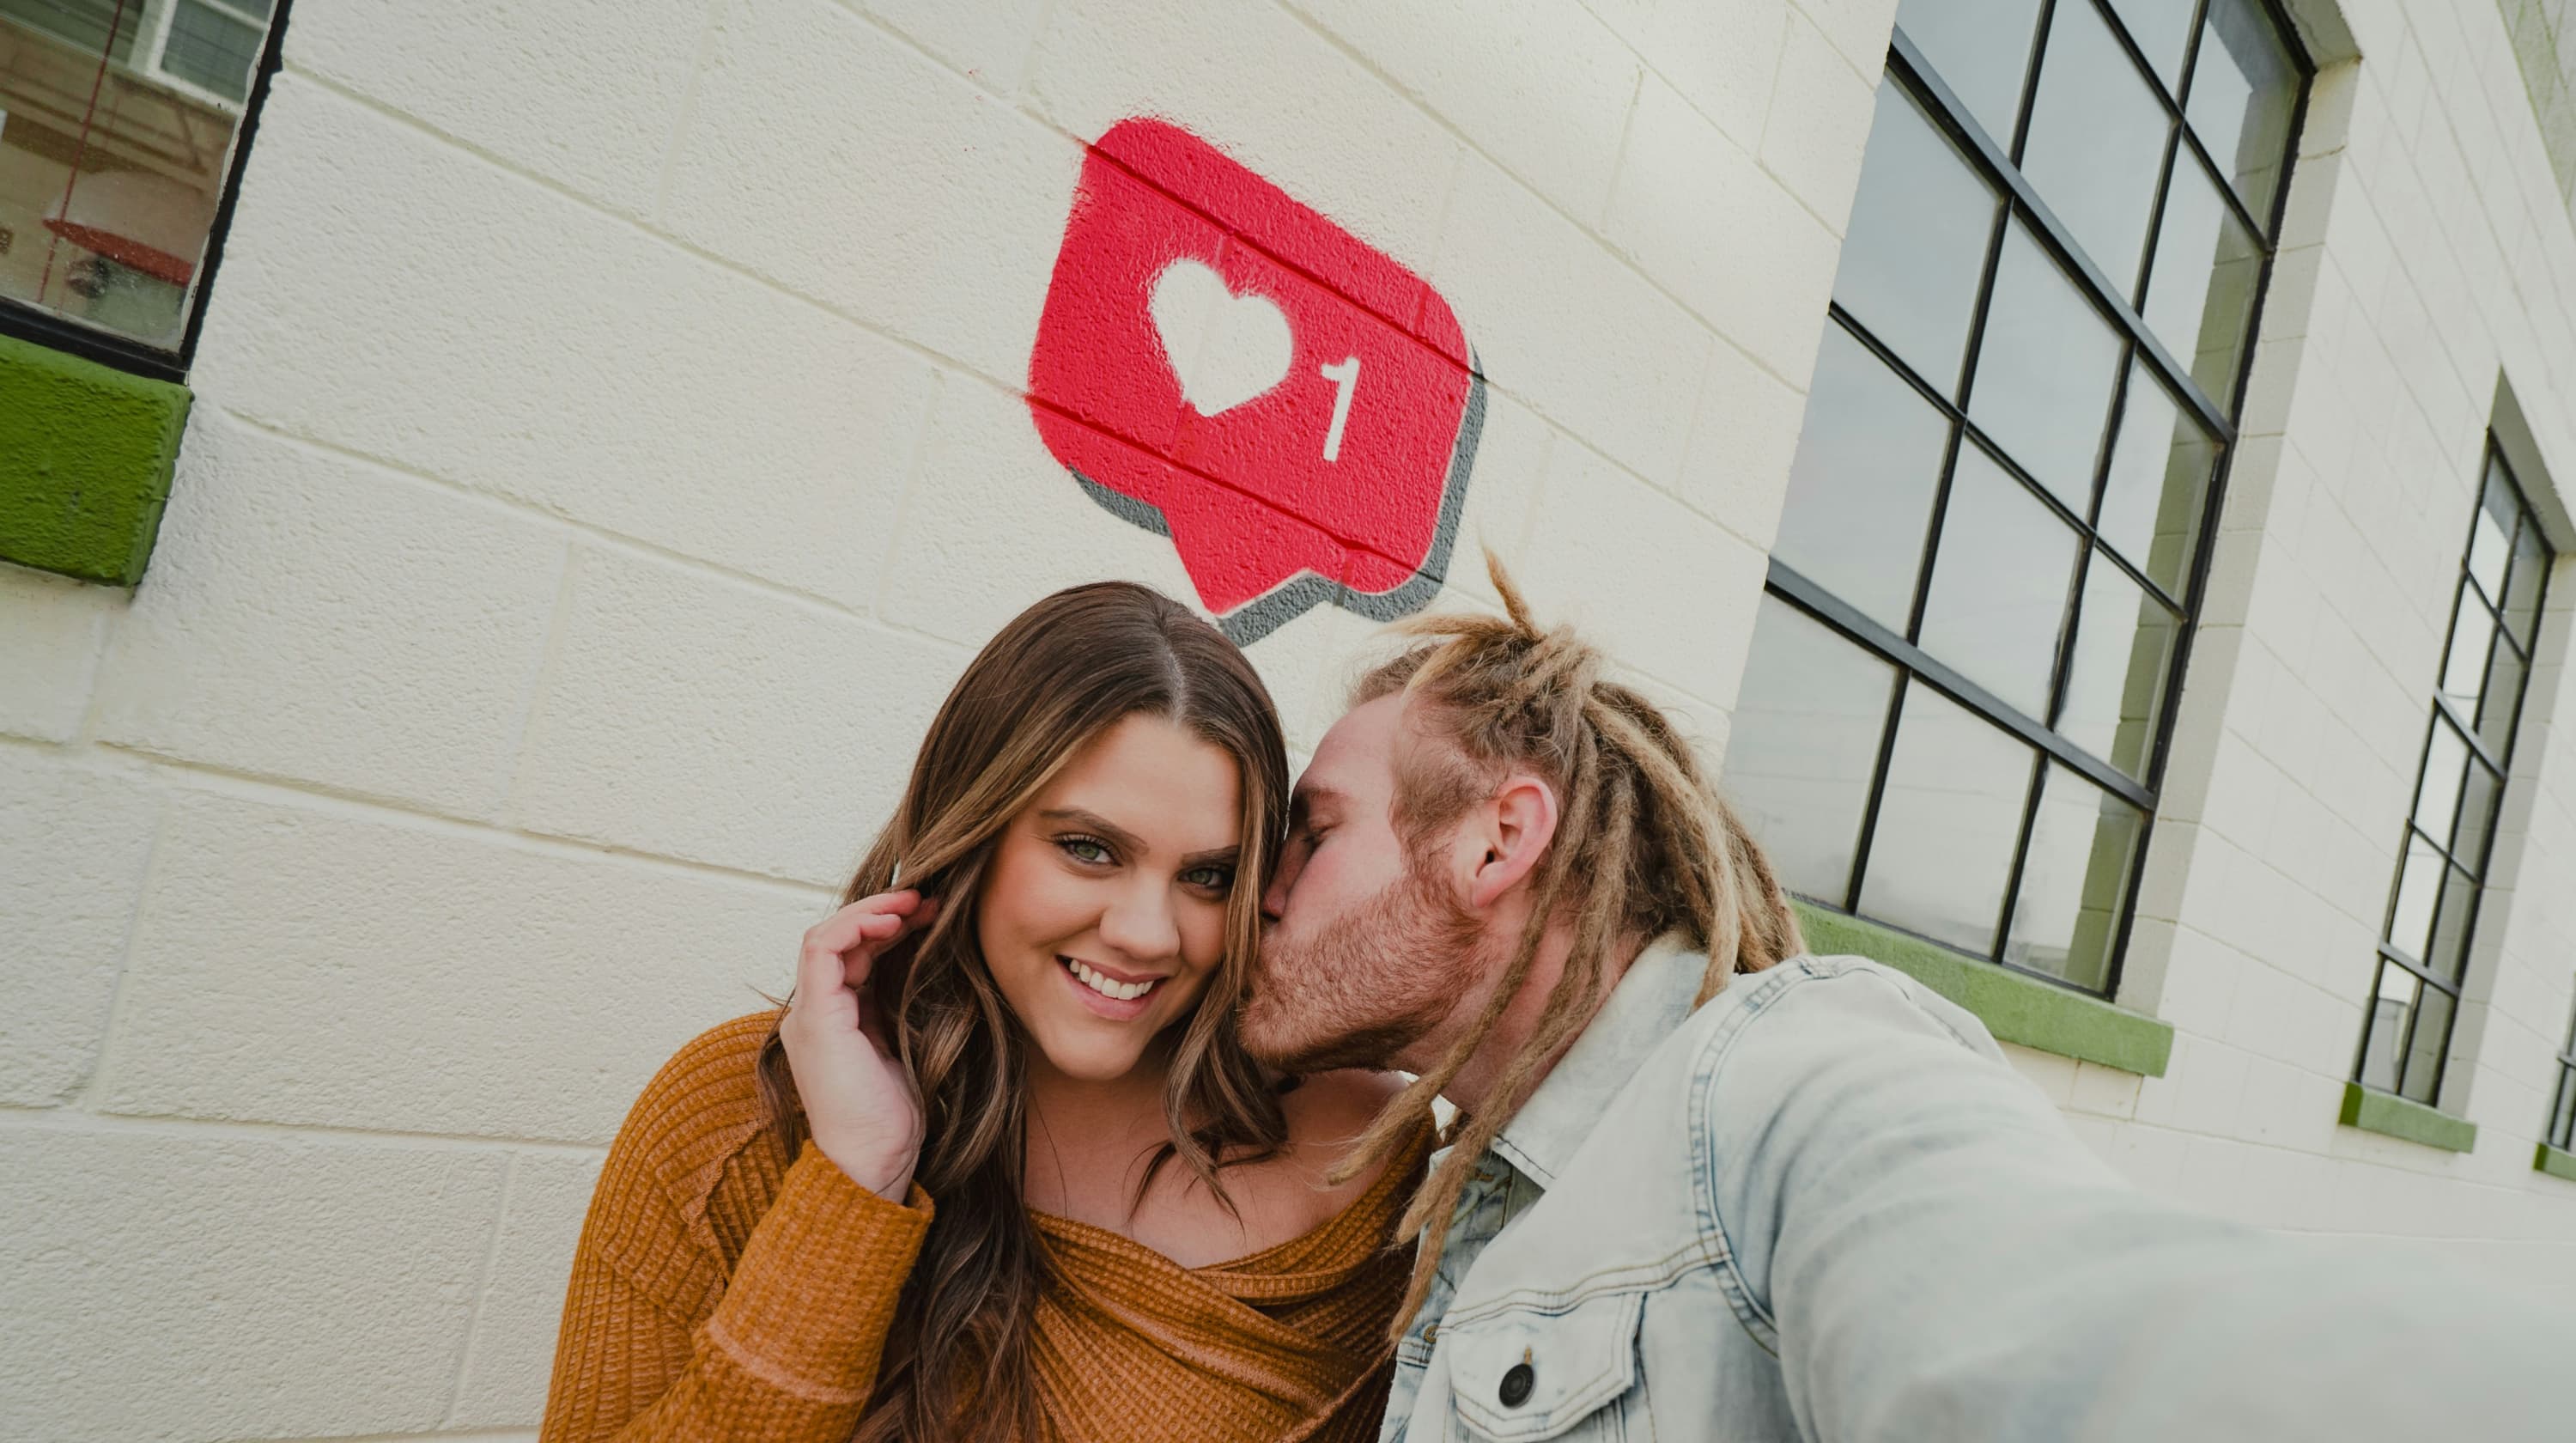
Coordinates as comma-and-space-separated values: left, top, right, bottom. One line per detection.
1466, 773, 1559, 910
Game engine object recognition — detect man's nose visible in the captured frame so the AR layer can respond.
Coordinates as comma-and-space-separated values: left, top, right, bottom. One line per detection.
1262, 843, 1305, 922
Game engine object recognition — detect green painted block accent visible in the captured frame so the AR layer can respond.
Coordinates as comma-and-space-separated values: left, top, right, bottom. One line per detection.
2537, 1143, 2576, 1184
1790, 901, 2173, 1077
2337, 1082, 2478, 1154
0, 332, 191, 586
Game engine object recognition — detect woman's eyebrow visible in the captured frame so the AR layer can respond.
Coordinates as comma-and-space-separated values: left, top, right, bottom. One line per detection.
1038, 807, 1143, 853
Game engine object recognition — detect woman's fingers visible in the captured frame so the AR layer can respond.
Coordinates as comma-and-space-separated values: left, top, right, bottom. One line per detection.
839, 897, 939, 990
795, 890, 936, 1007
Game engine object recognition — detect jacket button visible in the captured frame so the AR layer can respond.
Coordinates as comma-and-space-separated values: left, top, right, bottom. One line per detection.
1499, 1361, 1534, 1408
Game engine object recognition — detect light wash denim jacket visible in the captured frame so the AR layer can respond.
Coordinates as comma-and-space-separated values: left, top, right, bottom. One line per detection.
1382, 941, 2573, 1443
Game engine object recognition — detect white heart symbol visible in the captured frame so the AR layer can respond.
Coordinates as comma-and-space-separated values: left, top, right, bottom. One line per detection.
1149, 259, 1292, 416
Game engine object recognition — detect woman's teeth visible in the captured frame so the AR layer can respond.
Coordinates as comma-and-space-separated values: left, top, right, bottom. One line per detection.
1065, 958, 1159, 1002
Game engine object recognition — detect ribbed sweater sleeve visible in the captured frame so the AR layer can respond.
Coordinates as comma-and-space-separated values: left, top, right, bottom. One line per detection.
539, 1021, 933, 1443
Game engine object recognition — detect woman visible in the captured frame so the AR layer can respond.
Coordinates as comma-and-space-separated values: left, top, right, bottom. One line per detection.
539, 581, 1427, 1443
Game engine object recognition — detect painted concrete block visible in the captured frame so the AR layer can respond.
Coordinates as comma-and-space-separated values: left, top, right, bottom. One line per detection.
94, 790, 816, 1142
864, 0, 1052, 88
449, 1150, 606, 1426
1285, 0, 1639, 222
1432, 155, 1711, 485
1029, 0, 1462, 271
1675, 337, 1807, 555
0, 753, 159, 1106
1517, 438, 1765, 709
88, 416, 565, 819
1760, 9, 1879, 232
191, 78, 937, 613
511, 545, 963, 886
664, 0, 1080, 388
1790, 0, 1904, 77
0, 564, 111, 742
1578, 0, 1783, 149
0, 1128, 506, 1441
878, 372, 1202, 648
1607, 76, 1842, 388
286, 0, 708, 218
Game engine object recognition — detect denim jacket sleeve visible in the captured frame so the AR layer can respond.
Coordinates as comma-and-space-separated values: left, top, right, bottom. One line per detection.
1699, 958, 2573, 1443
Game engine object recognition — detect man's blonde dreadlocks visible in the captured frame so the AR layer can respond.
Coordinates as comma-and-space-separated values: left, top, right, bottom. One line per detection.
1323, 553, 1806, 1341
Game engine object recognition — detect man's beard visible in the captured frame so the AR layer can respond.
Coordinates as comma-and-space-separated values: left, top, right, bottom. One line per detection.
1242, 855, 1484, 1075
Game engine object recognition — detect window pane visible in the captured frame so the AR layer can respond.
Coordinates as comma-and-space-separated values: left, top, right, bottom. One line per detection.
2467, 476, 2514, 600
2106, 0, 2195, 90
2058, 552, 2176, 776
1894, 0, 2047, 148
1774, 328, 1955, 633
1727, 595, 1900, 907
2439, 601, 2497, 719
1857, 685, 2035, 955
2140, 152, 2263, 402
2005, 763, 2142, 991
2451, 759, 2499, 868
2500, 510, 2549, 644
2398, 982, 2455, 1105
2414, 718, 2470, 845
2476, 638, 2528, 758
163, 2, 264, 105
1969, 222, 2124, 507
2357, 965, 2413, 1093
1917, 444, 2081, 718
2183, 0, 2299, 223
2387, 835, 2443, 960
2554, 1069, 2576, 1149
0, 0, 271, 348
2020, 0, 2172, 295
2094, 362, 2215, 594
2424, 862, 2478, 985
1833, 80, 2004, 395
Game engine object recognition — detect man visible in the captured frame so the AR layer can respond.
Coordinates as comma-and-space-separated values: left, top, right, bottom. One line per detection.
1241, 561, 2570, 1443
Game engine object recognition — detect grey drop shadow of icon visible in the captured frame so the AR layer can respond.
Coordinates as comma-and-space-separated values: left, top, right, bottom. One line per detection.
1067, 362, 1487, 647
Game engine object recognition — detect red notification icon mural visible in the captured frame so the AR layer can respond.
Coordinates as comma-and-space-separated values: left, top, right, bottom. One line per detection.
1028, 119, 1484, 644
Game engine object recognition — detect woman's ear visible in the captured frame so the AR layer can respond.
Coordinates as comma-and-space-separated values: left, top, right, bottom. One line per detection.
1466, 774, 1559, 910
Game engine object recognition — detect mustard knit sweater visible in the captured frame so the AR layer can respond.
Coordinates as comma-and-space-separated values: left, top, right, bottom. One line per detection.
539, 1013, 1426, 1442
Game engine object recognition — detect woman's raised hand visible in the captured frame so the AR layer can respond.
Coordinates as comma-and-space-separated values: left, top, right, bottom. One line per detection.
781, 890, 937, 1200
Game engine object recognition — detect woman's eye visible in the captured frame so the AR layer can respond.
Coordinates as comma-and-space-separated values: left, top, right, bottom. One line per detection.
1056, 836, 1114, 866
1182, 865, 1235, 891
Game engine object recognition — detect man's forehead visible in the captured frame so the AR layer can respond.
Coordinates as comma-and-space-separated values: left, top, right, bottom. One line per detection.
1298, 693, 1408, 805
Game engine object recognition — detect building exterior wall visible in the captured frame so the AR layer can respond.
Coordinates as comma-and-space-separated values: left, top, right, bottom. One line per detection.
1, 0, 2572, 1439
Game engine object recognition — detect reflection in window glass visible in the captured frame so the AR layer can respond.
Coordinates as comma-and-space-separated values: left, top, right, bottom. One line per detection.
1772, 327, 1955, 634
2414, 718, 2470, 845
2141, 153, 2263, 400
1833, 81, 2004, 396
1970, 223, 2124, 508
2397, 981, 2457, 1103
2387, 836, 2443, 963
2357, 967, 2414, 1093
1917, 444, 2080, 719
2451, 763, 2498, 868
2424, 862, 2477, 984
2184, 0, 2300, 222
2439, 604, 2496, 717
1893, 0, 2046, 149
1857, 686, 2034, 955
2057, 553, 2175, 776
2019, 0, 2172, 295
2502, 514, 2547, 642
0, 0, 276, 349
2007, 763, 2143, 991
2094, 363, 2216, 594
2468, 478, 2513, 598
1726, 596, 1899, 907
2476, 641, 2527, 756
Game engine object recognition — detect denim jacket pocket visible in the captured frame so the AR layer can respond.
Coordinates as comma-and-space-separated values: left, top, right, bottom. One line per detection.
1444, 1288, 1645, 1442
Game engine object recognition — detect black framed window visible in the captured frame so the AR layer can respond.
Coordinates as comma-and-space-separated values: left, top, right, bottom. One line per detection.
0, 0, 286, 379
1728, 0, 2309, 996
2354, 449, 2554, 1105
2547, 994, 2576, 1153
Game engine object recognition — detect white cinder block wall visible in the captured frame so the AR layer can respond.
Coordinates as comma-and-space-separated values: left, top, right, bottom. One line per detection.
2, 0, 2573, 1438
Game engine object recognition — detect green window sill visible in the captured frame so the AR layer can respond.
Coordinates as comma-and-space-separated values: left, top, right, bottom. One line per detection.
1790, 902, 2172, 1077
0, 332, 191, 586
2537, 1144, 2576, 1184
2338, 1082, 2477, 1153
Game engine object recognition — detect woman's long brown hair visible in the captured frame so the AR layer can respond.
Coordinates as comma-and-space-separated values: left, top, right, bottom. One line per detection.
754, 581, 1291, 1443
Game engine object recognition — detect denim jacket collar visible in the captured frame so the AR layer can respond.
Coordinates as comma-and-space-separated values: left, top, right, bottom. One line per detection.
1486, 934, 1704, 1190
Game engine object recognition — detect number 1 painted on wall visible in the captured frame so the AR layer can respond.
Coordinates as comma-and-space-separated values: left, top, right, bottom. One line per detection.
1318, 356, 1360, 463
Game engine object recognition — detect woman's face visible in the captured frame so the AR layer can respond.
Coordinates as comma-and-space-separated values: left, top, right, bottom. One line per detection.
978, 713, 1244, 1083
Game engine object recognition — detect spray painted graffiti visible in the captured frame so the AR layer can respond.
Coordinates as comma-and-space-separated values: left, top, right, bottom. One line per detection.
1028, 119, 1483, 645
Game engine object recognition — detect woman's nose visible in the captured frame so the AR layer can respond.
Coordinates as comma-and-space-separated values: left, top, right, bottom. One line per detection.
1098, 879, 1182, 961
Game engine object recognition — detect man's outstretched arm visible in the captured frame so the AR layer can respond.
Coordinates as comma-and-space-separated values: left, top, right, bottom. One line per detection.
1700, 958, 2569, 1443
